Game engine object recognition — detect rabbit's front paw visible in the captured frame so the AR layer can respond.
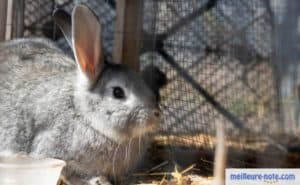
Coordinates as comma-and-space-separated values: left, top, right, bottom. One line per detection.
88, 176, 111, 185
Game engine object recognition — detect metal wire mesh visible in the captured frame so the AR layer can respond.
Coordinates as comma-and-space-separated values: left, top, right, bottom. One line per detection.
24, 0, 115, 59
140, 0, 286, 170
141, 0, 279, 138
16, 0, 298, 170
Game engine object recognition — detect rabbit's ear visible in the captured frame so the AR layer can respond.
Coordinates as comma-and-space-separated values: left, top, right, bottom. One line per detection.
72, 5, 104, 83
142, 65, 167, 101
53, 9, 72, 47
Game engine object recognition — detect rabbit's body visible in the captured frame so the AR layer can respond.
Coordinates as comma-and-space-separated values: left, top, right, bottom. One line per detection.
0, 5, 166, 185
0, 38, 148, 181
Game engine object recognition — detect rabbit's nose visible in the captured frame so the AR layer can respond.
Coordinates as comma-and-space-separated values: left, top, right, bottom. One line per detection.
153, 109, 160, 118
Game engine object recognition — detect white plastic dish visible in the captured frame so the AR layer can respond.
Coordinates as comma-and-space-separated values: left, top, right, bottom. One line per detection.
0, 154, 65, 185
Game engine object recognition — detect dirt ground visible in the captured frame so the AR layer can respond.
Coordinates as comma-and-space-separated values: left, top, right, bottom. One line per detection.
129, 133, 300, 185
58, 133, 300, 185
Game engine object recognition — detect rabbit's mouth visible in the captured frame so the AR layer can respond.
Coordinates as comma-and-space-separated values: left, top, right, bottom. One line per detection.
125, 108, 160, 138
98, 106, 161, 142
132, 117, 159, 137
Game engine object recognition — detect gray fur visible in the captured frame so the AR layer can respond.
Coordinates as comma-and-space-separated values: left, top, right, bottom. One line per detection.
0, 6, 163, 185
0, 38, 159, 184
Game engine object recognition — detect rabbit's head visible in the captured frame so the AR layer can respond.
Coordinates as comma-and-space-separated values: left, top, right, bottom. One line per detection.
54, 5, 166, 142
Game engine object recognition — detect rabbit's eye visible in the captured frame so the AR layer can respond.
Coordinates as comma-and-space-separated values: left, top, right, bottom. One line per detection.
113, 87, 125, 99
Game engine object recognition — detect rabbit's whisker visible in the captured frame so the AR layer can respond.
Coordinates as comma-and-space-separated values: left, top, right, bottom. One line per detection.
112, 143, 121, 183
138, 135, 141, 157
126, 137, 134, 171
125, 137, 133, 164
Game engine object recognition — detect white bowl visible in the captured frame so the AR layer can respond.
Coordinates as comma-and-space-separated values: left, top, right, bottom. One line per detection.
0, 154, 65, 185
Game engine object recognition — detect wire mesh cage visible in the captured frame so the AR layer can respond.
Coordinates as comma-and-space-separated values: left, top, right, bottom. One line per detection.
23, 0, 116, 58
22, 0, 280, 132
139, 0, 285, 171
142, 0, 278, 135
2, 0, 300, 183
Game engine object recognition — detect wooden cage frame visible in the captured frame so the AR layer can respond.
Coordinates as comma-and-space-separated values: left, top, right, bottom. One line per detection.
0, 1, 226, 184
0, 0, 24, 41
0, 0, 8, 41
1, 0, 142, 70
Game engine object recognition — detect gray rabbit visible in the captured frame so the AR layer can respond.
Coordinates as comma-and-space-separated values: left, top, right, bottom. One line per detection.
0, 5, 166, 185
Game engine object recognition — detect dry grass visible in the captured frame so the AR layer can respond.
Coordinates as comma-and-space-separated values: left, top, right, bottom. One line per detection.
154, 134, 269, 152
58, 133, 300, 185
133, 164, 213, 185
133, 175, 213, 185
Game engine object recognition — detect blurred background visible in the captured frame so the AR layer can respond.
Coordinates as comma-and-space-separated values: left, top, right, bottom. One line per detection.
1, 0, 300, 183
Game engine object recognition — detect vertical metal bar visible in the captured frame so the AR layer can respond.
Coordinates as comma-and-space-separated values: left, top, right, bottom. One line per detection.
264, 0, 284, 130
275, 0, 300, 130
0, 0, 8, 41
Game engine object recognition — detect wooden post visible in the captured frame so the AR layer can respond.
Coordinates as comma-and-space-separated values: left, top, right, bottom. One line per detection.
12, 0, 24, 38
113, 0, 125, 64
113, 0, 144, 71
213, 119, 227, 185
0, 0, 8, 41
5, 0, 13, 40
